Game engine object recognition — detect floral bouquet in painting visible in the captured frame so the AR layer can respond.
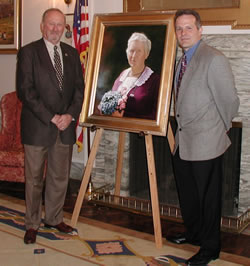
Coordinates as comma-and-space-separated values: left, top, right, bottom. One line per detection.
99, 89, 128, 116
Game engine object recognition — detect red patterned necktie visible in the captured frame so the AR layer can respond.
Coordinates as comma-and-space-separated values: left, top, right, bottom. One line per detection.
54, 45, 63, 90
176, 54, 187, 100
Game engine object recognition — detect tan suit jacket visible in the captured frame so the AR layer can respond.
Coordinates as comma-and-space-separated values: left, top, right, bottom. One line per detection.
174, 41, 239, 161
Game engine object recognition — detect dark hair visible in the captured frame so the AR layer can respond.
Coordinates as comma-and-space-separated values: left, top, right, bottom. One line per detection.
174, 9, 202, 29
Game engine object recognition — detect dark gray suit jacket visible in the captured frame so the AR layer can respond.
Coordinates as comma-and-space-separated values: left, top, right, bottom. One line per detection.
174, 40, 239, 161
16, 38, 84, 146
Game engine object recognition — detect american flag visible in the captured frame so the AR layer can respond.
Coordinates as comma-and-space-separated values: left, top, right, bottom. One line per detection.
73, 0, 89, 152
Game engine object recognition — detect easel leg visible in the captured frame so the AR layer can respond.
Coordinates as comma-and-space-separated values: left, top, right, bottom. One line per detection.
114, 131, 126, 196
167, 123, 175, 153
145, 134, 163, 249
70, 128, 103, 227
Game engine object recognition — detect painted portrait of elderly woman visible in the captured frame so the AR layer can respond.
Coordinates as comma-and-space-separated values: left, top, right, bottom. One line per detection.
81, 13, 176, 136
98, 32, 160, 120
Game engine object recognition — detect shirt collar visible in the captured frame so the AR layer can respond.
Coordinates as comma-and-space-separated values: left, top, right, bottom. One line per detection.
43, 38, 61, 52
184, 40, 201, 64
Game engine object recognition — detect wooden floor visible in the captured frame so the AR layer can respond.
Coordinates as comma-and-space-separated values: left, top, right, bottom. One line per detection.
1, 179, 249, 260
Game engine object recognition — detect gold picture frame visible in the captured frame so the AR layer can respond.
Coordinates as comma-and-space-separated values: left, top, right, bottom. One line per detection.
79, 12, 176, 136
124, 0, 240, 11
123, 0, 250, 29
0, 0, 21, 54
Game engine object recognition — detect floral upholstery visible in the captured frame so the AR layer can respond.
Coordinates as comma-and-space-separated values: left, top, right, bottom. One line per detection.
0, 91, 25, 182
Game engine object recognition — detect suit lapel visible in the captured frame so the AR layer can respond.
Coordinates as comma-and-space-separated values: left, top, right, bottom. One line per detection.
60, 43, 72, 93
174, 58, 182, 101
176, 42, 204, 104
37, 39, 63, 94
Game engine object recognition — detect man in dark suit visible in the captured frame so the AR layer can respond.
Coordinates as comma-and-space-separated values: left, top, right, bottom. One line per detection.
16, 8, 84, 244
167, 9, 240, 265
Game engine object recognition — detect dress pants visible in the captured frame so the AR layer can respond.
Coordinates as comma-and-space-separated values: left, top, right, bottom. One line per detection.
173, 148, 223, 252
24, 133, 73, 230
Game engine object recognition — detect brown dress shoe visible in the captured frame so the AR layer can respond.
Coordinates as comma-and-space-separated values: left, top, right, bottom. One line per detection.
44, 222, 73, 233
24, 229, 38, 244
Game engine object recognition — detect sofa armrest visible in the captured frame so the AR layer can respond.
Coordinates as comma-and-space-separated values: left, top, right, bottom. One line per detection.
0, 133, 13, 150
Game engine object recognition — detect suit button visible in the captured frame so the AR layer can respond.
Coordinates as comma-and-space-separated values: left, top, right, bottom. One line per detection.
179, 128, 182, 131
177, 114, 180, 117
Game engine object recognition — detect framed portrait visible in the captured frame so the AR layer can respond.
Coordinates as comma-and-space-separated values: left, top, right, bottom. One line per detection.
79, 12, 177, 136
0, 0, 21, 54
62, 13, 74, 46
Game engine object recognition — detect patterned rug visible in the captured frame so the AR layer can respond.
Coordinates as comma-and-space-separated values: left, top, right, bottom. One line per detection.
0, 196, 244, 266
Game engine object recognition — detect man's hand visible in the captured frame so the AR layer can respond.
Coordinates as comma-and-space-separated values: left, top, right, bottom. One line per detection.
51, 114, 61, 125
51, 114, 73, 131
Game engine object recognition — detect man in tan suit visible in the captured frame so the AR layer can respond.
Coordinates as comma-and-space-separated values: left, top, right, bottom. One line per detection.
166, 9, 239, 265
16, 8, 84, 244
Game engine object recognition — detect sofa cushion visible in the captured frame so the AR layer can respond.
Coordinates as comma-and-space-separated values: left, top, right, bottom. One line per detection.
0, 134, 13, 150
0, 150, 24, 167
0, 167, 25, 182
0, 91, 23, 151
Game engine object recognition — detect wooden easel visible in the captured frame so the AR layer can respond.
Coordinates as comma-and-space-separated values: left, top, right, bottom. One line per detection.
70, 125, 175, 249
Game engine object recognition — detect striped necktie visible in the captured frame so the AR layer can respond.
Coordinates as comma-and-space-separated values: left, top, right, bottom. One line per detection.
176, 54, 187, 100
54, 45, 63, 90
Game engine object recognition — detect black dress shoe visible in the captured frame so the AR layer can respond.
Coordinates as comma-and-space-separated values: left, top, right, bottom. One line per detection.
166, 233, 200, 246
167, 233, 188, 244
24, 228, 38, 244
44, 222, 73, 233
186, 249, 219, 265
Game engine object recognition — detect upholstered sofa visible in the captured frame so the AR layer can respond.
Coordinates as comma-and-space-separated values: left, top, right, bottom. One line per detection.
0, 91, 25, 182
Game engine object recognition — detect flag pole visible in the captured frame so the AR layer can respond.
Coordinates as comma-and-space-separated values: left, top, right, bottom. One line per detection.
83, 0, 92, 196
72, 0, 92, 198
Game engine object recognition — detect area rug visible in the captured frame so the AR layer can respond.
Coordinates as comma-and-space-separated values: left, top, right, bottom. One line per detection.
0, 196, 246, 266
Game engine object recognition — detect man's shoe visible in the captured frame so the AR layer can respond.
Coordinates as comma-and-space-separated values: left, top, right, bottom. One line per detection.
166, 233, 199, 245
167, 233, 188, 244
24, 229, 38, 244
44, 222, 73, 233
186, 249, 219, 265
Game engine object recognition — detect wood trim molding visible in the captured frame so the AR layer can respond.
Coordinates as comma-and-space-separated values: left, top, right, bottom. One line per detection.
123, 0, 250, 29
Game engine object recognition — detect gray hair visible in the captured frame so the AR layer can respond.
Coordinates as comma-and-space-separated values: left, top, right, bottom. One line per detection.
126, 32, 151, 57
42, 8, 66, 24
